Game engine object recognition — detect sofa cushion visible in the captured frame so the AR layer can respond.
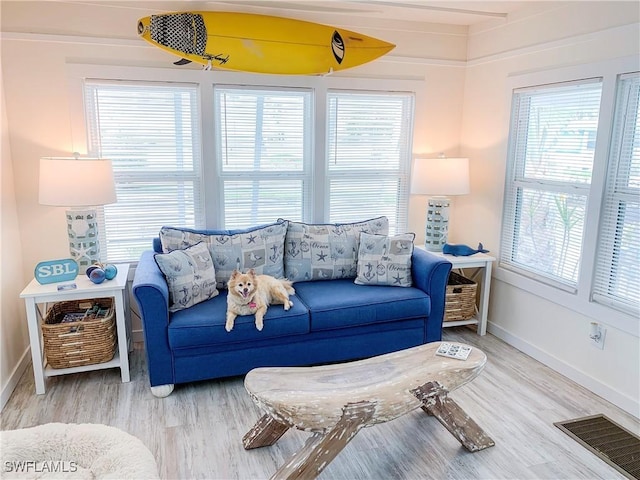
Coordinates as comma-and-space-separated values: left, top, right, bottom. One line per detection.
294, 279, 430, 331
168, 291, 310, 350
282, 216, 389, 282
355, 232, 415, 287
154, 242, 219, 312
159, 220, 288, 289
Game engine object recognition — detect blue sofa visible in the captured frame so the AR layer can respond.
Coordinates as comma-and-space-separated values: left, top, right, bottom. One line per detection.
132, 220, 452, 397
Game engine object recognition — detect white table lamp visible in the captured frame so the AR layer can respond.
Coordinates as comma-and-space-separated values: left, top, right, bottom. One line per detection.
39, 156, 116, 271
411, 156, 470, 251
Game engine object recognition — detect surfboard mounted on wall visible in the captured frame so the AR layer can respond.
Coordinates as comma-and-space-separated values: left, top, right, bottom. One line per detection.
137, 11, 395, 75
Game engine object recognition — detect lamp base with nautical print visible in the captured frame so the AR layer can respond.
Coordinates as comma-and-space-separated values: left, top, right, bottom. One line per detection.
424, 196, 450, 251
66, 208, 101, 273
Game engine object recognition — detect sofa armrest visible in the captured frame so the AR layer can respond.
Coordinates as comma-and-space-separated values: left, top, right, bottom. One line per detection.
132, 250, 174, 387
411, 248, 452, 342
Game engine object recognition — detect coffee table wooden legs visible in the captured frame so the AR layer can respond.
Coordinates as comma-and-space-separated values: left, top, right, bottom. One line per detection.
273, 402, 375, 480
243, 414, 290, 450
412, 381, 495, 452
244, 402, 375, 480
244, 382, 493, 479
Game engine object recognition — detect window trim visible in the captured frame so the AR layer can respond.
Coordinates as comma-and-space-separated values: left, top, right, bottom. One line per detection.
213, 84, 314, 228
496, 55, 640, 337
500, 77, 603, 292
592, 72, 640, 315
82, 79, 205, 262
325, 88, 415, 233
67, 64, 422, 258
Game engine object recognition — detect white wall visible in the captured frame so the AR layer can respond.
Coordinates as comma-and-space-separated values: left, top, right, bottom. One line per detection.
1, 66, 30, 409
458, 2, 640, 416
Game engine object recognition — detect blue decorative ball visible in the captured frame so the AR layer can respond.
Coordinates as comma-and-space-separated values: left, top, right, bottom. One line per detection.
89, 267, 106, 284
104, 264, 118, 280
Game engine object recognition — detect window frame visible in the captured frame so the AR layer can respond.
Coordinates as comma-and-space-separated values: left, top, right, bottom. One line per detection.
325, 89, 415, 234
82, 79, 205, 262
500, 78, 603, 292
213, 84, 314, 228
592, 72, 640, 315
496, 55, 640, 337
68, 65, 421, 262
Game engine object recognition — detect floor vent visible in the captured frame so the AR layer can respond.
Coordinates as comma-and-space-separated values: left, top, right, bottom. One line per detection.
555, 414, 640, 479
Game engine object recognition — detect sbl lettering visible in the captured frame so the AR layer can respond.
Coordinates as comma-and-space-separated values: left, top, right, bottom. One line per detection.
37, 264, 75, 277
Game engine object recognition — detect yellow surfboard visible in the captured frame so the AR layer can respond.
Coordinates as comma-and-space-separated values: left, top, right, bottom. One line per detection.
137, 11, 395, 75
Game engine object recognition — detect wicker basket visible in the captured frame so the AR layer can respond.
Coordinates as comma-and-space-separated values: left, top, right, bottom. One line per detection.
444, 272, 477, 322
42, 298, 116, 369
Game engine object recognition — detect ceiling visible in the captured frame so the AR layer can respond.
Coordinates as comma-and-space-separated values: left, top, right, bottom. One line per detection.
196, 0, 536, 26
0, 0, 542, 45
19, 0, 536, 29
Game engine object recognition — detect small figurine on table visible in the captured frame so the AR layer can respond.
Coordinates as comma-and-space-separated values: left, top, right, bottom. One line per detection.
443, 243, 489, 256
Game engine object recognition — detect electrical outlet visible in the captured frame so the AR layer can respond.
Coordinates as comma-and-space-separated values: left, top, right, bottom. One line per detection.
589, 323, 606, 349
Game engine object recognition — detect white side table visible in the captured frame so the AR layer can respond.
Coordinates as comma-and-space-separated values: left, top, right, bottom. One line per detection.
19, 264, 131, 394
420, 248, 495, 336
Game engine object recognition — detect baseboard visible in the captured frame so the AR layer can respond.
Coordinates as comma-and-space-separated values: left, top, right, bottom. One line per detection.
1, 346, 31, 412
488, 322, 639, 418
1, 330, 145, 412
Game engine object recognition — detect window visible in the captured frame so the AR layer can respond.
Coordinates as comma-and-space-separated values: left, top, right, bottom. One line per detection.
76, 66, 419, 263
327, 91, 413, 234
84, 80, 203, 262
499, 58, 640, 328
592, 72, 640, 315
215, 86, 312, 228
500, 79, 603, 290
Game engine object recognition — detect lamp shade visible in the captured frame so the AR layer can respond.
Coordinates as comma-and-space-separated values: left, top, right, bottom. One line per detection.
411, 157, 470, 196
39, 157, 117, 206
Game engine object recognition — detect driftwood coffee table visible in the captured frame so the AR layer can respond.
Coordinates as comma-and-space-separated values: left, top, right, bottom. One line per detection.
243, 341, 494, 479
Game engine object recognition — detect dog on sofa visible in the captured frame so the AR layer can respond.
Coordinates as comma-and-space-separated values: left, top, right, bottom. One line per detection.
225, 269, 295, 332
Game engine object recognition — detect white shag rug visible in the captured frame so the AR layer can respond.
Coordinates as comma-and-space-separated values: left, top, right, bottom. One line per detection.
0, 423, 160, 479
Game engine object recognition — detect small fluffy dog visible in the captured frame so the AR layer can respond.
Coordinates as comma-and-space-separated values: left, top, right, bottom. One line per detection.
225, 269, 295, 332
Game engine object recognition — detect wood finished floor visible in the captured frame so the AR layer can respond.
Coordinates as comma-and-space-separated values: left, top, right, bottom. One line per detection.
2, 327, 638, 480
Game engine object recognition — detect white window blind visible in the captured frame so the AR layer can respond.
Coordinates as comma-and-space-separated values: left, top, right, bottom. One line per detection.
592, 72, 640, 314
84, 80, 203, 262
327, 91, 414, 234
215, 86, 311, 228
500, 79, 603, 289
